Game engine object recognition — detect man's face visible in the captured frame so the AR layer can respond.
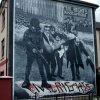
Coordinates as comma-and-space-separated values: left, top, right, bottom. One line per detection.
44, 27, 50, 35
50, 29, 55, 35
56, 36, 60, 41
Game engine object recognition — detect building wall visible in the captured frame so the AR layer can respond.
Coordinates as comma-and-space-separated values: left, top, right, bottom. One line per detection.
0, 78, 12, 100
96, 29, 100, 67
0, 0, 9, 76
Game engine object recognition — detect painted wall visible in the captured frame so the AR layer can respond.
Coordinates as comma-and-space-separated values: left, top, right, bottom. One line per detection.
14, 0, 96, 98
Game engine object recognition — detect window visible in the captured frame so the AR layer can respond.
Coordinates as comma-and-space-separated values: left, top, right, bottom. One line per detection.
0, 71, 4, 76
2, 10, 5, 30
1, 38, 5, 58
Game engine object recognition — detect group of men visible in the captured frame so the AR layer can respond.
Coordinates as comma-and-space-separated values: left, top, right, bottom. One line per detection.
21, 17, 93, 88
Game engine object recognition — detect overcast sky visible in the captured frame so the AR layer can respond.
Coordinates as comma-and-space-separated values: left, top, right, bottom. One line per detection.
0, 0, 100, 22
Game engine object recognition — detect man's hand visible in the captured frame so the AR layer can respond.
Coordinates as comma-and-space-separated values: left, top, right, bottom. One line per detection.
32, 48, 36, 53
87, 56, 90, 59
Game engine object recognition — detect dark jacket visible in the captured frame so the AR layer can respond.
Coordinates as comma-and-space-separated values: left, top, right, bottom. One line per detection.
23, 27, 43, 54
66, 38, 89, 69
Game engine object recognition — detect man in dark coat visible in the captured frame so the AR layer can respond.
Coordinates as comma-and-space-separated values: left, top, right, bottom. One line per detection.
65, 22, 94, 80
42, 25, 56, 79
66, 36, 90, 80
49, 25, 64, 79
22, 18, 51, 88
64, 18, 92, 81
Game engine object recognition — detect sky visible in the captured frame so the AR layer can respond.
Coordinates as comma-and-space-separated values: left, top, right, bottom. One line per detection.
0, 0, 100, 22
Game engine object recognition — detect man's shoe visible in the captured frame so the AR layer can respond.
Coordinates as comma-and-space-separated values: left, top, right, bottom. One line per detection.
58, 75, 64, 79
72, 77, 75, 81
76, 74, 80, 80
48, 77, 56, 81
22, 81, 30, 88
41, 82, 51, 88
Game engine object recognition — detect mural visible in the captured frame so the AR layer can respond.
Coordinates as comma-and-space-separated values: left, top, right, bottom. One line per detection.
14, 0, 96, 98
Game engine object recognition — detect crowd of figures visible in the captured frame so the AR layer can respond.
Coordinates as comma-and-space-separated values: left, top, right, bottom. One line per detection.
21, 17, 94, 89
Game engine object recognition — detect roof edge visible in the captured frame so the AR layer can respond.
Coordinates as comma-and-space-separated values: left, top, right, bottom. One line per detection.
52, 0, 99, 9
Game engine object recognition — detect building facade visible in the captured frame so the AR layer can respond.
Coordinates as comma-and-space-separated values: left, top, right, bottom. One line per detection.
0, 1, 12, 100
0, 0, 9, 76
0, 0, 99, 99
96, 22, 100, 96
96, 22, 100, 68
14, 0, 98, 99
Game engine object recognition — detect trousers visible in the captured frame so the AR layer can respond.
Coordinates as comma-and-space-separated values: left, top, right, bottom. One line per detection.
24, 53, 51, 83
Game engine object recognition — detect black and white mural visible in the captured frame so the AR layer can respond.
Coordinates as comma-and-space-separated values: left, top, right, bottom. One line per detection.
14, 0, 96, 97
